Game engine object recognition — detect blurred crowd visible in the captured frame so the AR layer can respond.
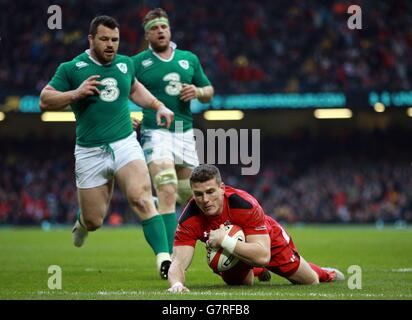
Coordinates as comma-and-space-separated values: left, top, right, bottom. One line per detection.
1, 0, 412, 97
1, 128, 411, 225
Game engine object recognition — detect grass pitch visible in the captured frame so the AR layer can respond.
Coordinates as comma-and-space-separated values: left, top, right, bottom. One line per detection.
0, 225, 411, 300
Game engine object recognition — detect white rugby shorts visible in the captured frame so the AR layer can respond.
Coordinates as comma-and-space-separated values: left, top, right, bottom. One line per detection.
141, 129, 199, 168
74, 131, 145, 188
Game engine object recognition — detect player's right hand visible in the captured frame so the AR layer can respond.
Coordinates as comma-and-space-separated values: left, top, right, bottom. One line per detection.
156, 105, 174, 128
73, 75, 101, 100
167, 282, 190, 293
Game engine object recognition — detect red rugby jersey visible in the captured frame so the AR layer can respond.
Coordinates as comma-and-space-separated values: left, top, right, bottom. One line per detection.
174, 186, 278, 248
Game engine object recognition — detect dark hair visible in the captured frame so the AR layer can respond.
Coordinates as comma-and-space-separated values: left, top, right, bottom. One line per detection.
142, 8, 169, 28
190, 164, 222, 186
89, 15, 120, 37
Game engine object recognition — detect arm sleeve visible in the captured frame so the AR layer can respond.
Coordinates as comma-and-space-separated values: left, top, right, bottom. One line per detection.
48, 63, 71, 92
191, 54, 211, 87
131, 55, 141, 80
174, 219, 199, 248
128, 58, 136, 86
241, 205, 269, 237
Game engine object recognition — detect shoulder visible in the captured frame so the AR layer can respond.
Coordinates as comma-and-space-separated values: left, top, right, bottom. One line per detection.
225, 186, 259, 210
175, 49, 199, 62
116, 54, 133, 64
130, 50, 151, 63
57, 53, 88, 72
178, 199, 202, 225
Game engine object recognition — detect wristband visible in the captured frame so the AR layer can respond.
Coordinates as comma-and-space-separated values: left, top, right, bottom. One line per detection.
150, 98, 162, 110
196, 87, 205, 99
221, 235, 238, 254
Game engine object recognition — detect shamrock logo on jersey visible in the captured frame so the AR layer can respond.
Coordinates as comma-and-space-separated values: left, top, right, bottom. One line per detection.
178, 60, 189, 70
116, 63, 128, 74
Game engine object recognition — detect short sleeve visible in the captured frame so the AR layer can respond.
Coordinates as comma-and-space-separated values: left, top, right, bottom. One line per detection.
128, 58, 136, 86
174, 222, 198, 248
191, 54, 211, 87
48, 63, 71, 92
240, 205, 269, 236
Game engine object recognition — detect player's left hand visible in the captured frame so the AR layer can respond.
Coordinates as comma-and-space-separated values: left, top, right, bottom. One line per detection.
167, 282, 190, 293
180, 84, 198, 102
207, 224, 226, 249
131, 117, 140, 131
156, 105, 174, 128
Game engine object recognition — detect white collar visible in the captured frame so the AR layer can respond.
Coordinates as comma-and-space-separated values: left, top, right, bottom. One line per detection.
85, 49, 112, 66
149, 41, 177, 62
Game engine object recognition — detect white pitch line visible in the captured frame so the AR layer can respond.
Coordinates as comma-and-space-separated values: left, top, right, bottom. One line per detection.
84, 268, 136, 272
34, 290, 412, 299
391, 268, 412, 273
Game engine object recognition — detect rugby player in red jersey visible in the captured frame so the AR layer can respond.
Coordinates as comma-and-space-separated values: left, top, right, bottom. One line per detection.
167, 164, 344, 293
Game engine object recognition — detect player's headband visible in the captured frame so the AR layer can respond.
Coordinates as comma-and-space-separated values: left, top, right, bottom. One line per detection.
144, 17, 170, 31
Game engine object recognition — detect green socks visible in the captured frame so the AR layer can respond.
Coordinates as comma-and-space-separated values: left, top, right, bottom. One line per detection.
141, 215, 169, 255
161, 212, 178, 254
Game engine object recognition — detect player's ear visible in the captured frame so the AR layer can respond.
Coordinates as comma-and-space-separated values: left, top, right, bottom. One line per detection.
88, 34, 93, 47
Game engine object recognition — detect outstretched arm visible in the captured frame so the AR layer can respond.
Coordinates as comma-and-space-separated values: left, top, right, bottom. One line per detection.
167, 245, 195, 293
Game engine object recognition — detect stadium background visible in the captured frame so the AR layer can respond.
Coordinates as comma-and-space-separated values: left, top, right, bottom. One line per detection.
1, 0, 411, 227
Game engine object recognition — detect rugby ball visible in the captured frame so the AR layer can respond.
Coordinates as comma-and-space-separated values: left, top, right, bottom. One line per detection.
206, 224, 245, 272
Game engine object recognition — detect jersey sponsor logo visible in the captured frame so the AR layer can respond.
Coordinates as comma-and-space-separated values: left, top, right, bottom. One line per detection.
163, 72, 182, 96
255, 225, 267, 231
116, 63, 128, 74
142, 58, 153, 68
178, 59, 189, 70
99, 77, 120, 102
75, 61, 88, 69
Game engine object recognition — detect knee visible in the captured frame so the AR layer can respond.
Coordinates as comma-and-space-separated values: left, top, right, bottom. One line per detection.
176, 179, 192, 204
157, 183, 177, 204
300, 273, 320, 285
83, 216, 103, 231
130, 197, 152, 214
308, 276, 320, 285
153, 169, 177, 203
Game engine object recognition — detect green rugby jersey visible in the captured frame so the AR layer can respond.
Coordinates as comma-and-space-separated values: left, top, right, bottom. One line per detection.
132, 47, 211, 132
48, 50, 135, 147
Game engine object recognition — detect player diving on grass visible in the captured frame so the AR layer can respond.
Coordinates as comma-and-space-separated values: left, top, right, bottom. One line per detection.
131, 8, 214, 257
40, 15, 174, 279
167, 164, 345, 293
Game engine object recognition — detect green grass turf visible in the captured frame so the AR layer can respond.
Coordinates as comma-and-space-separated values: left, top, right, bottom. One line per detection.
0, 225, 411, 300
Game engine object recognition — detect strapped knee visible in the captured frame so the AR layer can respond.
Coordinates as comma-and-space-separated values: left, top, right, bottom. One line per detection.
153, 168, 178, 189
176, 179, 193, 204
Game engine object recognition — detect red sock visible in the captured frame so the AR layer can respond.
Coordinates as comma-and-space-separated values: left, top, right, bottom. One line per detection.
308, 262, 333, 282
253, 267, 264, 277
